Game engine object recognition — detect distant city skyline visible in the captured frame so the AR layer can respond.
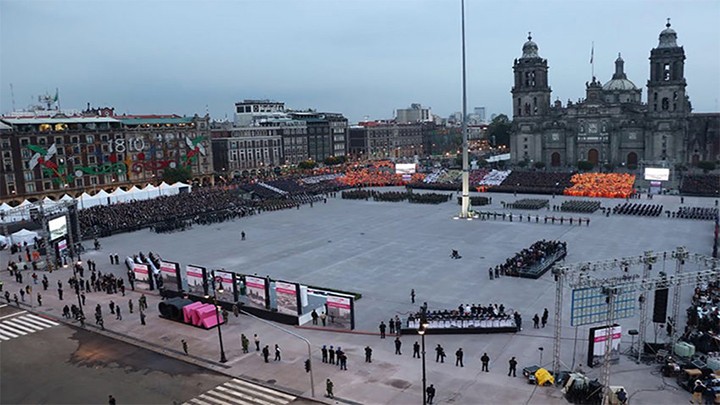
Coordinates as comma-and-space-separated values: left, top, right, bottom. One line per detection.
1, 0, 719, 123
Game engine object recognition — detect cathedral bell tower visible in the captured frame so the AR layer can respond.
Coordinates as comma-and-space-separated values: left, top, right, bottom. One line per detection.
512, 33, 552, 119
647, 19, 688, 115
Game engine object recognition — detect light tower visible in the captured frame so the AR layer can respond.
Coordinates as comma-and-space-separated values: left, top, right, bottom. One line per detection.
459, 0, 470, 218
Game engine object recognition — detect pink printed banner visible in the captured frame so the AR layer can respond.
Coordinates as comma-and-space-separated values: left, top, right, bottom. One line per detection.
275, 281, 298, 315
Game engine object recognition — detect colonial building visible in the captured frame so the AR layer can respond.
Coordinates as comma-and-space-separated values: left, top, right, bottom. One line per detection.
510, 21, 720, 168
0, 112, 212, 204
210, 123, 283, 177
348, 121, 424, 161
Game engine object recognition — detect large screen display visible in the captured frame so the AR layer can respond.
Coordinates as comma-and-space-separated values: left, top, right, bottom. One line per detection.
395, 163, 416, 175
48, 216, 68, 241
644, 167, 670, 181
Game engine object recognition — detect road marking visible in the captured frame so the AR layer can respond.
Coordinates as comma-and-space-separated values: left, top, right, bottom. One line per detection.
3, 319, 38, 333
0, 328, 19, 338
183, 378, 296, 405
26, 313, 59, 326
0, 323, 27, 336
0, 311, 26, 320
22, 315, 57, 328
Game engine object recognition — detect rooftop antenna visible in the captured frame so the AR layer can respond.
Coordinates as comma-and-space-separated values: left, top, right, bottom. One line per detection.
590, 41, 595, 80
9, 83, 16, 111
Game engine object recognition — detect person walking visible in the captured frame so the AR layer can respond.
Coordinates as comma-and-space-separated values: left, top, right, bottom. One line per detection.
262, 345, 270, 363
541, 308, 549, 328
128, 299, 134, 314
321, 345, 328, 363
394, 337, 402, 355
37, 293, 42, 306
182, 339, 188, 355
109, 301, 115, 315
533, 314, 540, 329
58, 287, 63, 301
115, 307, 122, 320
379, 321, 386, 338
325, 379, 334, 398
81, 293, 86, 306
19, 289, 25, 302
274, 344, 281, 361
411, 288, 416, 304
241, 231, 246, 241
389, 318, 395, 335
365, 346, 372, 363
508, 356, 518, 377
413, 341, 421, 358
108, 394, 117, 405
329, 346, 336, 365
455, 348, 464, 367
481, 352, 490, 372
320, 311, 327, 326
241, 334, 249, 353
338, 351, 347, 370
435, 344, 445, 363
254, 334, 260, 351
426, 384, 436, 404
140, 310, 146, 326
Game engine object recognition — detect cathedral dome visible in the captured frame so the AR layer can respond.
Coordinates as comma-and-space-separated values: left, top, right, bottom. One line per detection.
602, 53, 639, 91
521, 33, 540, 59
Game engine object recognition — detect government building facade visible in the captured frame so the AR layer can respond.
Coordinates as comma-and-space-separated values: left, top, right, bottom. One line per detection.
509, 21, 720, 169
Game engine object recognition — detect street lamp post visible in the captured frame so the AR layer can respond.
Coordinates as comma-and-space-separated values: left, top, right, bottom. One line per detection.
418, 313, 429, 405
209, 271, 228, 363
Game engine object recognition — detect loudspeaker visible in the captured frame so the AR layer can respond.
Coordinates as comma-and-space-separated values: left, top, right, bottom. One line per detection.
67, 205, 80, 243
652, 288, 669, 323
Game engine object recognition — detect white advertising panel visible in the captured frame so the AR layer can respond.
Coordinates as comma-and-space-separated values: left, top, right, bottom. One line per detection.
213, 270, 235, 302
644, 167, 670, 181
326, 294, 353, 329
133, 263, 150, 290
48, 216, 68, 241
159, 261, 179, 291
395, 163, 417, 175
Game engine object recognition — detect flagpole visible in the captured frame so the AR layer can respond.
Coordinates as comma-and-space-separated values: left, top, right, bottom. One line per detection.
591, 42, 595, 79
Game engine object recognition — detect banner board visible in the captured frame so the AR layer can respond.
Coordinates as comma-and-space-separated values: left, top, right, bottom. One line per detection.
186, 265, 207, 296
587, 324, 622, 368
644, 167, 670, 181
212, 270, 236, 303
133, 263, 150, 289
275, 281, 299, 315
245, 275, 267, 309
159, 260, 180, 292
326, 294, 354, 330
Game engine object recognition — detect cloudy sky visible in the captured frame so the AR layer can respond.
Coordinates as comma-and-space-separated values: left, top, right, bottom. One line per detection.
1, 0, 719, 123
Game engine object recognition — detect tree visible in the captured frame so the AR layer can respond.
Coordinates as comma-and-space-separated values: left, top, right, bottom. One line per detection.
696, 161, 717, 173
577, 160, 594, 171
162, 166, 192, 183
298, 160, 317, 170
486, 114, 512, 147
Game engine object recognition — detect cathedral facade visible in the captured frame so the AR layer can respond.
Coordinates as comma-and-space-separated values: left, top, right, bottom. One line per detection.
509, 21, 719, 169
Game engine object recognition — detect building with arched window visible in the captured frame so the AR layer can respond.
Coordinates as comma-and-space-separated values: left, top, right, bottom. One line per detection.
510, 21, 719, 169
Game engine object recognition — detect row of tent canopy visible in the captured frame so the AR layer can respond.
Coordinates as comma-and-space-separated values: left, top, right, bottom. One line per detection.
0, 182, 192, 223
0, 229, 40, 247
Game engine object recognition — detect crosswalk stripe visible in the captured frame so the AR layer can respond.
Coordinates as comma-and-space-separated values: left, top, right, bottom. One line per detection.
183, 379, 296, 405
215, 385, 283, 405
5, 319, 43, 332
0, 322, 29, 335
25, 314, 59, 326
226, 379, 296, 401
20, 316, 55, 329
197, 393, 234, 405
205, 389, 265, 405
188, 398, 214, 405
0, 335, 9, 341
0, 328, 19, 338
220, 382, 292, 404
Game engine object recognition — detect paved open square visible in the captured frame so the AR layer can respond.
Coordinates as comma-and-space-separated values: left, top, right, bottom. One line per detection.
84, 189, 716, 404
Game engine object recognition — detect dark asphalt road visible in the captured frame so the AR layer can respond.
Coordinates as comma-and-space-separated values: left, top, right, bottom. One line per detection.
0, 309, 231, 405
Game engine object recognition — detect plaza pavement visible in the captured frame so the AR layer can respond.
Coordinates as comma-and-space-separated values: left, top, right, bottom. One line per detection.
1, 189, 717, 404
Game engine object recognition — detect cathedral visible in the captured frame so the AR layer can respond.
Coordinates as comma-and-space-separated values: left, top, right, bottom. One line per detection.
509, 20, 719, 169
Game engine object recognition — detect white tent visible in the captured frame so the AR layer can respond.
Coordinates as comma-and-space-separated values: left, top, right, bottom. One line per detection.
11, 229, 39, 245
171, 181, 192, 193
143, 184, 160, 198
78, 192, 102, 209
42, 196, 59, 207
0, 234, 7, 247
60, 194, 75, 202
109, 187, 129, 204
126, 186, 148, 201
18, 200, 32, 207
0, 202, 12, 213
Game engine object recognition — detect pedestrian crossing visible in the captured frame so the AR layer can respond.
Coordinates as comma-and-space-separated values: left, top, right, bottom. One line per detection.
184, 378, 297, 405
0, 313, 59, 342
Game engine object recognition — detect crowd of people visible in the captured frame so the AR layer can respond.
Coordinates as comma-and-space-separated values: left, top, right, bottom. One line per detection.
564, 173, 636, 198
559, 200, 601, 213
503, 199, 549, 210
456, 196, 491, 206
670, 207, 719, 221
680, 174, 720, 197
489, 171, 572, 195
612, 202, 663, 217
405, 302, 517, 330
341, 190, 372, 200
407, 192, 452, 205
496, 240, 567, 278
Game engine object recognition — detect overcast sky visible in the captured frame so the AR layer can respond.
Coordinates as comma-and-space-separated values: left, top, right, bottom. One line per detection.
1, 0, 719, 123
